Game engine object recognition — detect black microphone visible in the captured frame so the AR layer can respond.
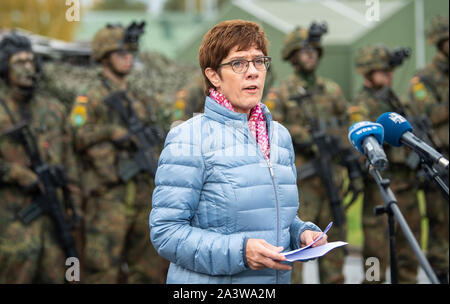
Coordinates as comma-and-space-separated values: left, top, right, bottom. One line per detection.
348, 121, 388, 171
377, 112, 449, 171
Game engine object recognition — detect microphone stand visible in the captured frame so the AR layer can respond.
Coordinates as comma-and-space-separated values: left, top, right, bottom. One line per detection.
369, 164, 440, 284
420, 159, 449, 202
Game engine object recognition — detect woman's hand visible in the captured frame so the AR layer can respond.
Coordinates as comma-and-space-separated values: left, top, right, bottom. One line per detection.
300, 230, 328, 248
245, 239, 292, 271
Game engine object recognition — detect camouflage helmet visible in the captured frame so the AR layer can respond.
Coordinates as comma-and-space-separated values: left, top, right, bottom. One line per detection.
281, 22, 327, 61
91, 21, 145, 61
426, 15, 449, 46
355, 44, 392, 75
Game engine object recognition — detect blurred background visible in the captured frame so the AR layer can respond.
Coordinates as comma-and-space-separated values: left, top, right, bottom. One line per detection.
0, 0, 448, 262
1, 0, 448, 99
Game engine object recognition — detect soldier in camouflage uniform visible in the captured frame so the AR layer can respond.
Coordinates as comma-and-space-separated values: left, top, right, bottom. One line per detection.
171, 70, 205, 127
69, 23, 169, 283
407, 16, 449, 284
264, 23, 354, 284
0, 33, 74, 283
352, 44, 422, 283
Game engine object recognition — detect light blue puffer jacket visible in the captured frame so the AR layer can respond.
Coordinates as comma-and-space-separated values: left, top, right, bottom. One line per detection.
150, 97, 320, 284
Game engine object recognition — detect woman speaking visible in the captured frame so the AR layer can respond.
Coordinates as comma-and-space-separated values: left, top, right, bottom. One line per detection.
150, 20, 327, 284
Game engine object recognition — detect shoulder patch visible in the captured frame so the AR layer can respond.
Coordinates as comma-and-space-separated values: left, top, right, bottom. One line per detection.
348, 105, 367, 124
70, 96, 88, 127
264, 91, 279, 111
411, 78, 428, 101
172, 97, 186, 120
265, 100, 275, 112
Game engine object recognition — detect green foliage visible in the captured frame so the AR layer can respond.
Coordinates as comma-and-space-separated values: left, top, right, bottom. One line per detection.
345, 193, 363, 248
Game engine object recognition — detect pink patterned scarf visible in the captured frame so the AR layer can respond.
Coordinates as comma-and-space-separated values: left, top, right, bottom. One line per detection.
209, 88, 270, 161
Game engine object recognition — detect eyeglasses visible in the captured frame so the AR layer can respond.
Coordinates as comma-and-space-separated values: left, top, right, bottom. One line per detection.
219, 56, 271, 74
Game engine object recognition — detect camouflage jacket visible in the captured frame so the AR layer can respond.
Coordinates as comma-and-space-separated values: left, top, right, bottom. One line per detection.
69, 72, 163, 196
408, 52, 449, 150
0, 83, 74, 210
264, 72, 351, 168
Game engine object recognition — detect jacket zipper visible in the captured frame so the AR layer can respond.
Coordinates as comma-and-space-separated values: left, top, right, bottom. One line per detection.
245, 120, 281, 284
267, 160, 281, 284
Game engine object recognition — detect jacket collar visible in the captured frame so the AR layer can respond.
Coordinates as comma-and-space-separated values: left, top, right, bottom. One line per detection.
204, 96, 272, 125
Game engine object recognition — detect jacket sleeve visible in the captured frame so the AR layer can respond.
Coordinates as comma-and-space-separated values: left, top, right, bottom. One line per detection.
289, 216, 322, 250
286, 133, 321, 250
149, 122, 248, 276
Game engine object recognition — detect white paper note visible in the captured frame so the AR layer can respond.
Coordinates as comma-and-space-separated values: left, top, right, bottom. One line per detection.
283, 241, 348, 262
281, 222, 348, 262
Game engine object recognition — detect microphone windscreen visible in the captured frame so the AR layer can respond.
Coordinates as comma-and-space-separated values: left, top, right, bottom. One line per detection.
348, 121, 384, 154
376, 112, 413, 147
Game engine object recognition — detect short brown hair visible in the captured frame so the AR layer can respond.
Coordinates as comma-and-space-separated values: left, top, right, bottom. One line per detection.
198, 20, 269, 95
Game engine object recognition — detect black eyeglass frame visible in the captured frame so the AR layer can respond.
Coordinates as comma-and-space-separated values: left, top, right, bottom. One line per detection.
218, 56, 272, 74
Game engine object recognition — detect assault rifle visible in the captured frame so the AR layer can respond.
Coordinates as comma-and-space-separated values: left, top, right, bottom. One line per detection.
290, 91, 364, 242
104, 91, 165, 182
2, 121, 79, 259
374, 86, 448, 193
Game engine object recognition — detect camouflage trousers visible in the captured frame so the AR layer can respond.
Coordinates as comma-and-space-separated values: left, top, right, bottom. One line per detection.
291, 175, 347, 284
423, 181, 449, 281
81, 176, 169, 284
124, 176, 169, 284
0, 192, 66, 283
362, 167, 421, 284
